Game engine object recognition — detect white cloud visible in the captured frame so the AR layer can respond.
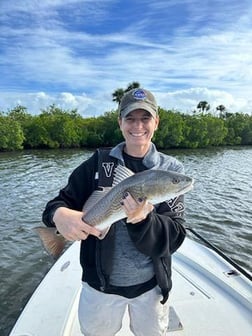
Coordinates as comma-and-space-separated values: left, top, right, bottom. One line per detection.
0, 0, 252, 115
1, 87, 250, 118
157, 88, 248, 114
0, 90, 116, 117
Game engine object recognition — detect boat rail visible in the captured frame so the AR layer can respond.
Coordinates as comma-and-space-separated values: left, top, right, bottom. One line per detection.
186, 227, 252, 282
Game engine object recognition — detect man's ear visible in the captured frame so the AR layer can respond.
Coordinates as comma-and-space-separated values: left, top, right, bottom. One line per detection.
118, 117, 122, 128
154, 116, 160, 130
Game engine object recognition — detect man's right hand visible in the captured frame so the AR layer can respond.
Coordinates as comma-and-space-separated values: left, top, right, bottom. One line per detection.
53, 207, 101, 241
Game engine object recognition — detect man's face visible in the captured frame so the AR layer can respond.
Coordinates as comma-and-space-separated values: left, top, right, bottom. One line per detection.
118, 109, 159, 150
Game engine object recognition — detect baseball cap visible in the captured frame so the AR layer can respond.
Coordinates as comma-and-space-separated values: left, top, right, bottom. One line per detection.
119, 88, 158, 118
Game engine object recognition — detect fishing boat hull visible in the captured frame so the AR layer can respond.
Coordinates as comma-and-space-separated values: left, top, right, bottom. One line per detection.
9, 236, 252, 335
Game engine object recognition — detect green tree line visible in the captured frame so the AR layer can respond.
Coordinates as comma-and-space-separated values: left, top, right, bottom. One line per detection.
0, 104, 252, 152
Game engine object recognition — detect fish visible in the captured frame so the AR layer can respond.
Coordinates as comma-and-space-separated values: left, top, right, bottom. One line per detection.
35, 165, 194, 258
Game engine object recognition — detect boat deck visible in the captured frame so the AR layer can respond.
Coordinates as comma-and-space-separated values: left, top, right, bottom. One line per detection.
10, 238, 252, 336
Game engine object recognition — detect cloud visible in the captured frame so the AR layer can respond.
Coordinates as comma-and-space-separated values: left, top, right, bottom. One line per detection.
1, 87, 250, 118
0, 91, 101, 116
157, 88, 251, 114
0, 0, 252, 115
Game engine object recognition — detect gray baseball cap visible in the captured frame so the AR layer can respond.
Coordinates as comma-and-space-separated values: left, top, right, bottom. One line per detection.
119, 88, 158, 118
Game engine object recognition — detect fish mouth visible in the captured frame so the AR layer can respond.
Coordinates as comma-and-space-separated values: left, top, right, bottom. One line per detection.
179, 179, 194, 194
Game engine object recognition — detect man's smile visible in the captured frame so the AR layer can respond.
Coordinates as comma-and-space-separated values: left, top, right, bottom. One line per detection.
129, 132, 147, 137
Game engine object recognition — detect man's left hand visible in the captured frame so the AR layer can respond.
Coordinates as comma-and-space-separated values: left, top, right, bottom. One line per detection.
120, 192, 154, 224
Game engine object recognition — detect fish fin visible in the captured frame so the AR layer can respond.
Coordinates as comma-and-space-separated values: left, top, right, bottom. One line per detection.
112, 165, 135, 187
34, 227, 66, 258
82, 187, 111, 212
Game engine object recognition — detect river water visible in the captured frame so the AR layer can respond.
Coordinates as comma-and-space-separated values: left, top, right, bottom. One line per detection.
1, 147, 252, 335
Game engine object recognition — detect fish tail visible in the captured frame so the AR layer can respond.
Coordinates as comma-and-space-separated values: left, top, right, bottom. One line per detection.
34, 226, 66, 258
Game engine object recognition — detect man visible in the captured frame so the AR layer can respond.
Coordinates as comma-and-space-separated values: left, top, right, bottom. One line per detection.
42, 88, 186, 336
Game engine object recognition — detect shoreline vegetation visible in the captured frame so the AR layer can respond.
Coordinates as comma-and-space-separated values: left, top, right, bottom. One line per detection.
0, 104, 251, 152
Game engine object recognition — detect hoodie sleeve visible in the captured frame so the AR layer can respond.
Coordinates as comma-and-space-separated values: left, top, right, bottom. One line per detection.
126, 195, 186, 257
42, 152, 98, 227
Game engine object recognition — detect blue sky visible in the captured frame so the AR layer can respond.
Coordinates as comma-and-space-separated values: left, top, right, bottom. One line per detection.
0, 0, 252, 116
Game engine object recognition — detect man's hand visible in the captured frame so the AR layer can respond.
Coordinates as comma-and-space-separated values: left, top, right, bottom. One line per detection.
53, 207, 101, 240
120, 192, 154, 224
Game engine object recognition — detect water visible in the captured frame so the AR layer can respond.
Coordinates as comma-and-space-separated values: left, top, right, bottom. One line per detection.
0, 147, 251, 335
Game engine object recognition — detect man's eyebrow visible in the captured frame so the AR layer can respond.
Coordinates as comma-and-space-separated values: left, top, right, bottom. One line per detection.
126, 113, 152, 118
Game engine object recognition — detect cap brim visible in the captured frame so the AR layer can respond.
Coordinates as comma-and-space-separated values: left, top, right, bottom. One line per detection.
120, 102, 157, 118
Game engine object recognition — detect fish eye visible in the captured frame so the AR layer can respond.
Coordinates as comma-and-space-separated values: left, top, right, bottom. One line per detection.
172, 177, 180, 184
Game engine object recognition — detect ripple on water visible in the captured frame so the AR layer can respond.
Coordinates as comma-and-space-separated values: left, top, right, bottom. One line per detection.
1, 147, 252, 335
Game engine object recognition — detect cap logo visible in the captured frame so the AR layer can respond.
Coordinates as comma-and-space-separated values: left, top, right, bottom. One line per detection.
132, 89, 146, 100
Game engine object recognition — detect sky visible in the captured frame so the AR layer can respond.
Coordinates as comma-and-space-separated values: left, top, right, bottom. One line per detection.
0, 0, 252, 117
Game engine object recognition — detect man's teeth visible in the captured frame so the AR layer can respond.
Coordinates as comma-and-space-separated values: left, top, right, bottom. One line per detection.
131, 133, 145, 137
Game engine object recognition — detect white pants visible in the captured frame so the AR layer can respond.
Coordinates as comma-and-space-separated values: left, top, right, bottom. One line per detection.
78, 282, 169, 336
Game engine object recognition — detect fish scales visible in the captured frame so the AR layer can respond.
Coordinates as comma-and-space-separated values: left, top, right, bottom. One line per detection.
83, 172, 150, 228
35, 166, 194, 257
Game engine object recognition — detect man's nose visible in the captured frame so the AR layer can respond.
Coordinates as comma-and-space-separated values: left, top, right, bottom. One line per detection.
133, 118, 143, 126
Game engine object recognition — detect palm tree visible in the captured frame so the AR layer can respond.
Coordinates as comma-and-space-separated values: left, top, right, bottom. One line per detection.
125, 81, 140, 93
112, 88, 125, 104
216, 104, 226, 117
216, 104, 226, 112
197, 101, 210, 114
112, 82, 141, 104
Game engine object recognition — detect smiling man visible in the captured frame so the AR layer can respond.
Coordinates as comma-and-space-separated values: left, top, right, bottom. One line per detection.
42, 88, 187, 336
118, 89, 159, 157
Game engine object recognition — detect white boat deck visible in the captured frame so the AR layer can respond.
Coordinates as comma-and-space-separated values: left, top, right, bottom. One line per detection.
10, 237, 252, 336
